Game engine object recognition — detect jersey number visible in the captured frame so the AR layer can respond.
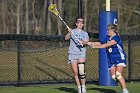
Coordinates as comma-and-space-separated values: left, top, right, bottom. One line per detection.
108, 48, 112, 52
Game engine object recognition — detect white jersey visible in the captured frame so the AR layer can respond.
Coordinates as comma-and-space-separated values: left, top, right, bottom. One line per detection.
68, 29, 89, 54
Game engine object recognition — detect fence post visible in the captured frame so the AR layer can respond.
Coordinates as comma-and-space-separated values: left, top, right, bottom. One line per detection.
17, 40, 21, 86
128, 36, 132, 81
78, 0, 83, 17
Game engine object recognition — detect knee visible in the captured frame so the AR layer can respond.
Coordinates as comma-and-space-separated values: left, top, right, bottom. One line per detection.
111, 74, 116, 80
78, 63, 86, 79
111, 71, 123, 80
116, 71, 122, 80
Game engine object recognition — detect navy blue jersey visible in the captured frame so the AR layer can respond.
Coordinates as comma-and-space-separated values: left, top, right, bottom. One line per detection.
106, 35, 126, 66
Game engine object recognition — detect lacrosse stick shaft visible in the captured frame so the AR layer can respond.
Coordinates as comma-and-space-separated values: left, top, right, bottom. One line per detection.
48, 4, 83, 46
58, 15, 83, 46
70, 31, 83, 46
58, 15, 69, 28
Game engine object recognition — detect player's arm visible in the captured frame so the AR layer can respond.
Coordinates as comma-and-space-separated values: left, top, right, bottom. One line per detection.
87, 42, 101, 47
65, 32, 71, 40
65, 27, 72, 40
80, 39, 89, 45
95, 40, 117, 48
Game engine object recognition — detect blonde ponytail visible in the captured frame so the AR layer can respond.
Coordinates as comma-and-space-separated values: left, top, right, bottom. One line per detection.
108, 24, 119, 35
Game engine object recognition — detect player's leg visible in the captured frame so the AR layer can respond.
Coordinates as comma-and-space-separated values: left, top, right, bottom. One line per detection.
78, 58, 86, 93
71, 61, 82, 93
109, 65, 117, 81
116, 66, 129, 93
69, 53, 82, 93
110, 67, 117, 80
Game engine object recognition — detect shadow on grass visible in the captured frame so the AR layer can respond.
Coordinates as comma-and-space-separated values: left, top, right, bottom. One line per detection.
35, 57, 73, 78
55, 87, 77, 93
88, 88, 118, 93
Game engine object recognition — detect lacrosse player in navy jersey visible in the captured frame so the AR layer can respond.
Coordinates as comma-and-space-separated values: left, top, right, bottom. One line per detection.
87, 24, 129, 93
65, 18, 89, 93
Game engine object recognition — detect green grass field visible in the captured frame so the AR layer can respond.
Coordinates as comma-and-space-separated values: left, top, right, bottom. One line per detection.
0, 82, 140, 93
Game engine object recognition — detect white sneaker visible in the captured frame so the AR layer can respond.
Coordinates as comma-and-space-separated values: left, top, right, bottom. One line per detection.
78, 88, 82, 93
78, 86, 82, 93
82, 86, 86, 93
122, 89, 129, 93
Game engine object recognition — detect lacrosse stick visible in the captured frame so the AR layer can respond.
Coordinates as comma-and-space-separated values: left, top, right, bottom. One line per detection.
48, 4, 83, 46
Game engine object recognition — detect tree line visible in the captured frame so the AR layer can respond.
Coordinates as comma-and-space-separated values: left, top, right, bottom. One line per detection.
0, 0, 139, 35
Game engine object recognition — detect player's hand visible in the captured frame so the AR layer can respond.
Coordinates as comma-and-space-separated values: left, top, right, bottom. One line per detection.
78, 40, 83, 45
87, 42, 94, 48
67, 27, 72, 32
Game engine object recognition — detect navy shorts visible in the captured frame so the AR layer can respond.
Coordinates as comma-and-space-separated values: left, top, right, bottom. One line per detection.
108, 59, 126, 70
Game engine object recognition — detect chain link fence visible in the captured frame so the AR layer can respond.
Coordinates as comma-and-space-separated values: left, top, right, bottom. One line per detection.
0, 34, 140, 86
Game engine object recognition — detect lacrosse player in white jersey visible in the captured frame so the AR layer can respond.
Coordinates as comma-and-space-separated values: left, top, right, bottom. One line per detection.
65, 17, 89, 93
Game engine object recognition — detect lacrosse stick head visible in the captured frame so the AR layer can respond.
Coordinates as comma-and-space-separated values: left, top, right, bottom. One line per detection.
48, 4, 59, 16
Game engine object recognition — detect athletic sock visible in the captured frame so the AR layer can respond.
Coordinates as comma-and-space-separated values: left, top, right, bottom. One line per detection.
123, 88, 128, 91
78, 86, 81, 89
82, 85, 85, 88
